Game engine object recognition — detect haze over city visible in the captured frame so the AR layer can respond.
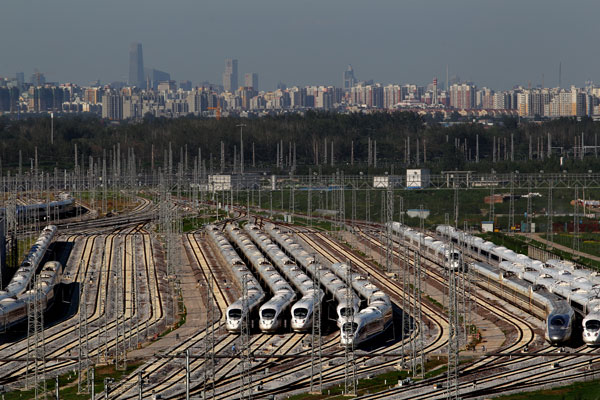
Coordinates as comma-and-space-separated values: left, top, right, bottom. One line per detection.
2, 0, 599, 89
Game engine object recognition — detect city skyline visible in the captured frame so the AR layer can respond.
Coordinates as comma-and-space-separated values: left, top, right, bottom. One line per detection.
1, 1, 599, 90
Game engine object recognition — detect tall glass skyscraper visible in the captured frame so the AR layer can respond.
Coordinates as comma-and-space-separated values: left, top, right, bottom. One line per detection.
129, 43, 145, 88
223, 59, 238, 92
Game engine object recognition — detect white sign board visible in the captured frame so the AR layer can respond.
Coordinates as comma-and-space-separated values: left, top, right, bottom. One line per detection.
373, 176, 389, 188
208, 175, 232, 191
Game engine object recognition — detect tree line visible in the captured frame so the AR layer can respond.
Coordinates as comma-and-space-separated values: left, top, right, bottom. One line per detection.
1, 111, 600, 174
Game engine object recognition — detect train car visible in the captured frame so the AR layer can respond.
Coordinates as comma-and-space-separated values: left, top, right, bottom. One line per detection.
1, 225, 57, 302
439, 225, 600, 346
264, 223, 360, 326
0, 261, 63, 332
226, 224, 296, 333
329, 263, 393, 347
546, 300, 575, 344
244, 224, 324, 332
582, 299, 600, 346
0, 199, 75, 221
389, 222, 462, 271
205, 225, 265, 333
340, 297, 393, 347
470, 261, 575, 345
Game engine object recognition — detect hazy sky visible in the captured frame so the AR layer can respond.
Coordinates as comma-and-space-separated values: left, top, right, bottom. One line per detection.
1, 0, 599, 90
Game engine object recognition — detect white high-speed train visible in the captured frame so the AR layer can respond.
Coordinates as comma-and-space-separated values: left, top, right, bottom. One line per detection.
470, 261, 575, 345
389, 222, 462, 271
0, 225, 57, 302
437, 225, 599, 345
330, 263, 393, 347
265, 223, 360, 326
205, 225, 265, 333
244, 224, 324, 332
226, 224, 296, 333
0, 261, 63, 332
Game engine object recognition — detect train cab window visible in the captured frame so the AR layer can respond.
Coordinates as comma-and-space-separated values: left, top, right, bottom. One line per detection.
293, 308, 308, 318
549, 316, 566, 327
342, 322, 358, 334
340, 307, 354, 317
452, 253, 461, 260
228, 309, 242, 320
261, 309, 276, 320
585, 320, 600, 331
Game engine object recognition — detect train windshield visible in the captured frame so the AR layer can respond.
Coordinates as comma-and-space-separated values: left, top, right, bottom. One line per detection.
451, 252, 461, 260
261, 309, 276, 320
585, 320, 600, 332
340, 307, 354, 317
549, 315, 567, 327
342, 322, 358, 335
293, 308, 308, 318
228, 309, 242, 321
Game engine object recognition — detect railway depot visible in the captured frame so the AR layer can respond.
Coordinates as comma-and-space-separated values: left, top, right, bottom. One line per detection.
0, 177, 599, 400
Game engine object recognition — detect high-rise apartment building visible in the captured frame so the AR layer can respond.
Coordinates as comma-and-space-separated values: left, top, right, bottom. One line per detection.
244, 73, 258, 91
129, 43, 145, 88
449, 83, 475, 109
223, 59, 238, 92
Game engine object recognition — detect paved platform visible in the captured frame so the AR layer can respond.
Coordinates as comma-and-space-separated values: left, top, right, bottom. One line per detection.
128, 238, 207, 360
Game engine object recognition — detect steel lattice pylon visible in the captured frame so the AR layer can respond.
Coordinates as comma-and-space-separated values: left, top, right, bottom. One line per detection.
239, 274, 252, 399
547, 181, 554, 248
413, 250, 425, 377
385, 190, 394, 273
573, 186, 580, 254
446, 244, 460, 400
508, 173, 515, 235
310, 260, 322, 393
203, 274, 216, 400
26, 276, 47, 399
78, 273, 91, 394
343, 263, 356, 396
115, 248, 126, 371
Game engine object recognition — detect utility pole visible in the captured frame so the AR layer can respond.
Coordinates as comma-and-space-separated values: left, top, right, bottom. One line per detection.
343, 263, 356, 396
508, 173, 515, 235
385, 189, 394, 273
446, 244, 460, 400
573, 186, 580, 255
237, 124, 246, 175
240, 274, 251, 399
26, 276, 47, 399
310, 263, 322, 394
204, 274, 216, 400
547, 180, 554, 249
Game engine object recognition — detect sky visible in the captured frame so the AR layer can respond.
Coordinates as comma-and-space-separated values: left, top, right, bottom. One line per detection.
1, 0, 599, 90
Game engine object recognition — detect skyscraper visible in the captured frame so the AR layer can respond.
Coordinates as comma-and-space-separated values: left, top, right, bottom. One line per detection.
244, 73, 258, 90
222, 59, 238, 92
343, 65, 356, 91
129, 43, 145, 88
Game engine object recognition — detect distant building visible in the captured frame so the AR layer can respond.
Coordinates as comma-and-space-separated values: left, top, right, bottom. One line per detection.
179, 80, 192, 91
144, 68, 170, 90
30, 71, 46, 86
244, 73, 258, 91
129, 43, 145, 88
16, 72, 24, 89
222, 59, 238, 92
449, 83, 475, 109
343, 65, 356, 92
102, 91, 123, 120
157, 80, 176, 92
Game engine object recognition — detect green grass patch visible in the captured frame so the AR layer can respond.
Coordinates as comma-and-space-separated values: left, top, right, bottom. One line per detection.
496, 377, 600, 400
3, 362, 143, 400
